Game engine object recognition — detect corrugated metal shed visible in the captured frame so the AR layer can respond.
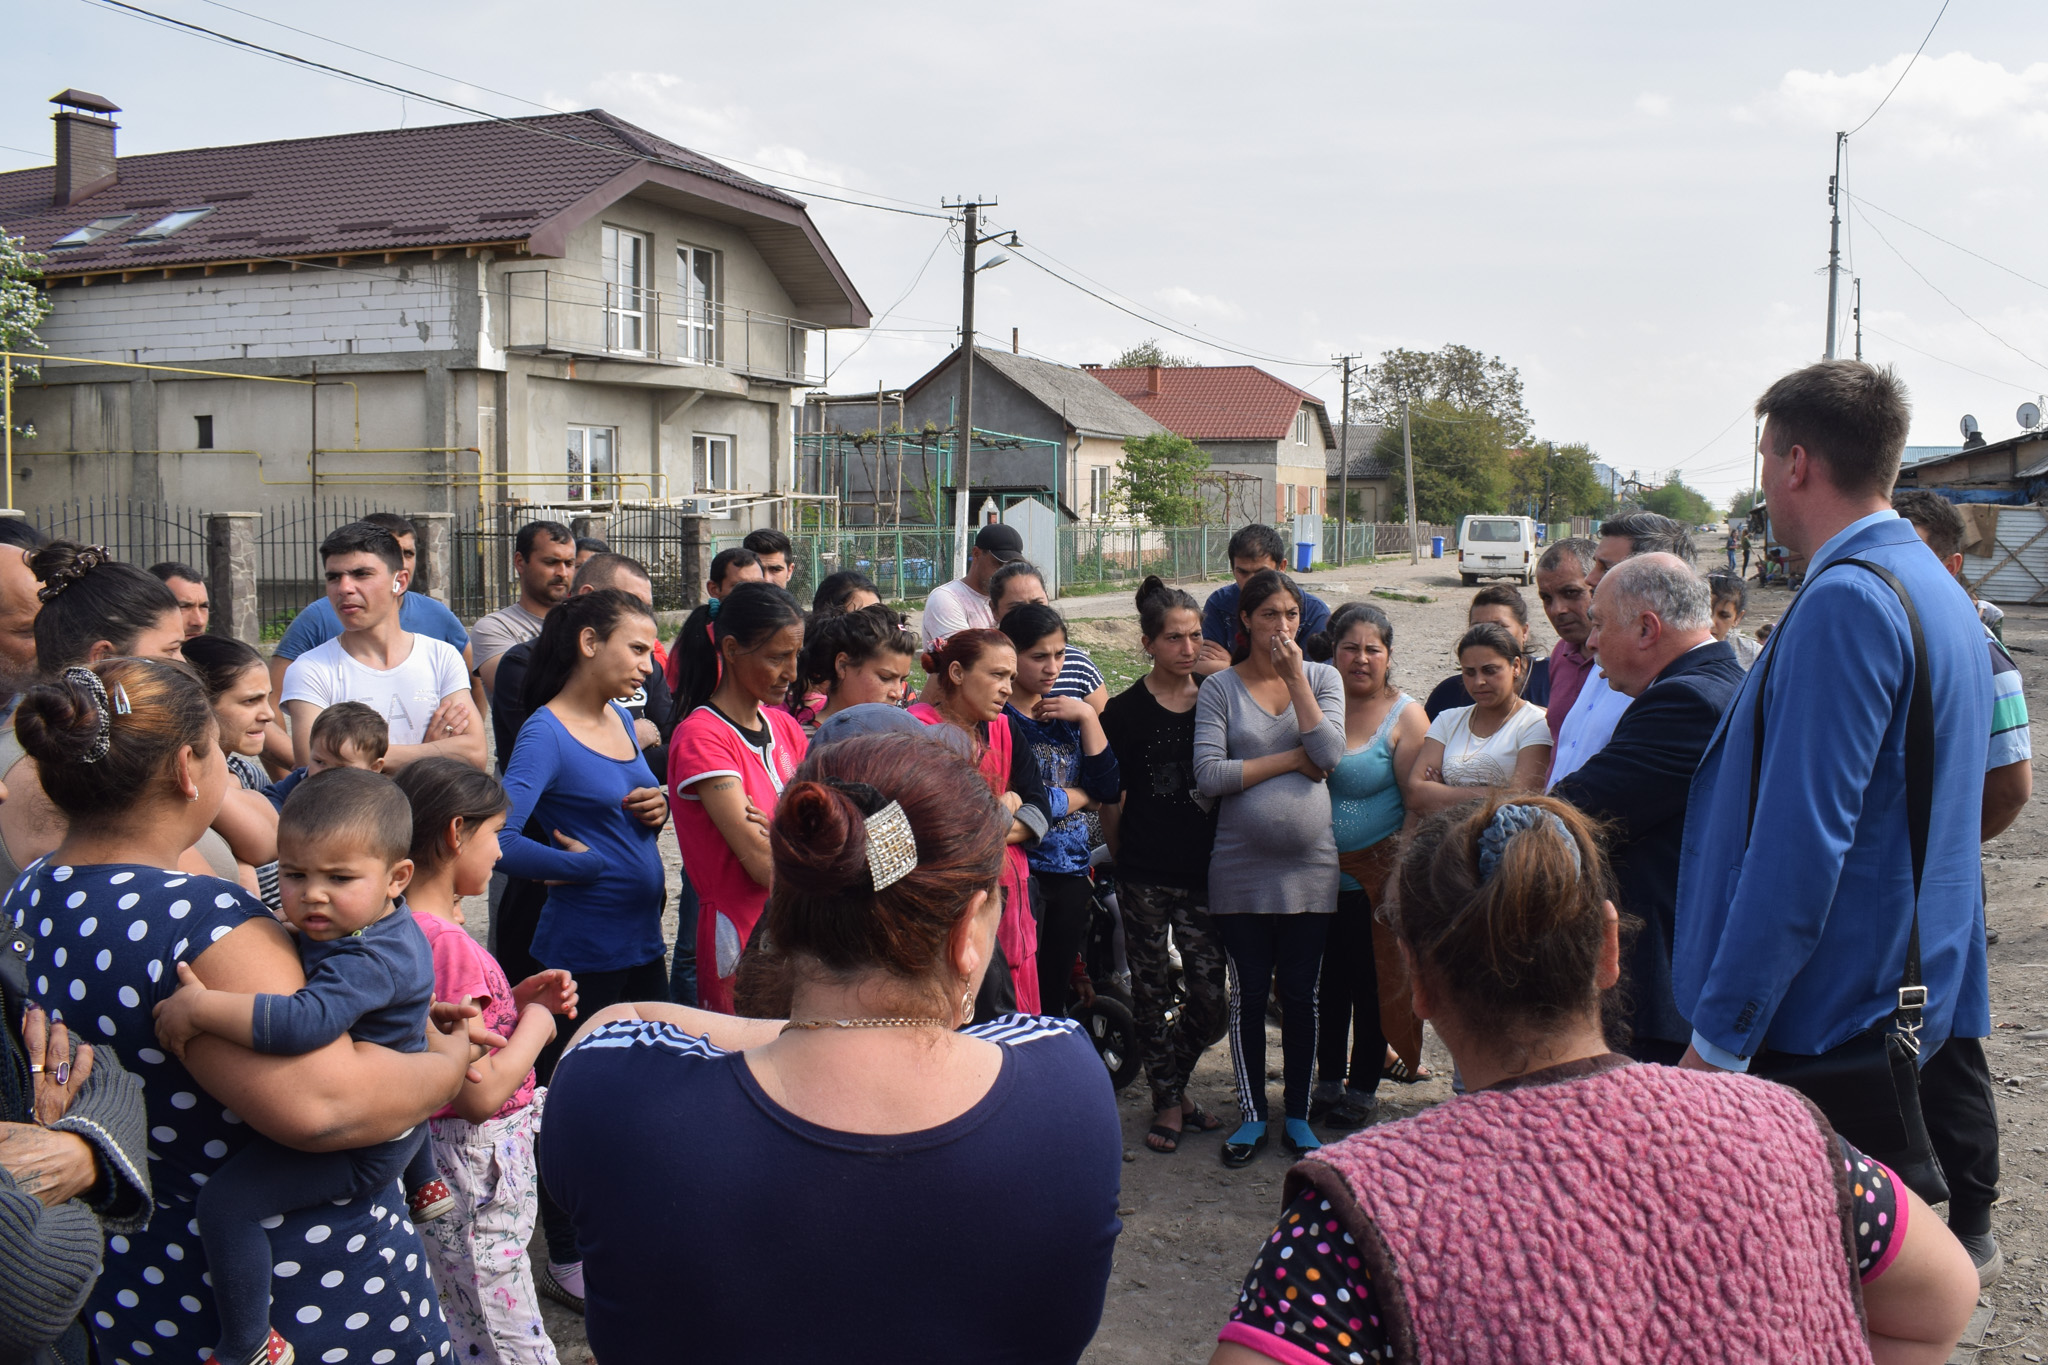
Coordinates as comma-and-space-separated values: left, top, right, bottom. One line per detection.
1966, 506, 2048, 604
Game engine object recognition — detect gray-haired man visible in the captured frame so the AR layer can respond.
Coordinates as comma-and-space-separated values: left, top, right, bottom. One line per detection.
1551, 553, 1744, 1062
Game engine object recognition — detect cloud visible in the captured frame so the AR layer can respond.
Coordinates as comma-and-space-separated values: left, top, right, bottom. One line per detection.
1152, 285, 1243, 320
1747, 53, 2048, 161
1635, 93, 1672, 118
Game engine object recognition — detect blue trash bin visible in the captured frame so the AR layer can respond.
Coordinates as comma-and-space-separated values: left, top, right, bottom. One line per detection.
1431, 535, 1445, 559
1295, 542, 1313, 571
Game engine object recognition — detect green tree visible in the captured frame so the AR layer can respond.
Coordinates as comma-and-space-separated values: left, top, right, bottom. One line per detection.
1109, 338, 1194, 369
1353, 344, 1531, 445
1113, 432, 1211, 525
0, 229, 50, 441
1378, 401, 1512, 523
1642, 478, 1715, 526
1508, 442, 1610, 519
1728, 488, 1761, 520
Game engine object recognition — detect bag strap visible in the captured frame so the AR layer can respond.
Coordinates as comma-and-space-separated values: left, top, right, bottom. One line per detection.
1742, 556, 1934, 1052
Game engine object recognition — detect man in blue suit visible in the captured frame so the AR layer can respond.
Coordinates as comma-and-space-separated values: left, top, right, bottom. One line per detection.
1675, 363, 1990, 1085
1552, 553, 1744, 1064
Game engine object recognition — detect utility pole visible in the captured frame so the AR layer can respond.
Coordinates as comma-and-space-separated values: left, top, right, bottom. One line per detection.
1402, 397, 1420, 566
1334, 354, 1360, 564
1824, 130, 1845, 359
1853, 277, 1863, 362
945, 196, 1003, 577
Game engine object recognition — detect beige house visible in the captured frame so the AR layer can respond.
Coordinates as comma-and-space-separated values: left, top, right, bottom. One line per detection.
0, 89, 869, 531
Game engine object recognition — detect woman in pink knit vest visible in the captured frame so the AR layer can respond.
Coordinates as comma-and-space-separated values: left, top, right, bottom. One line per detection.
1211, 795, 1978, 1365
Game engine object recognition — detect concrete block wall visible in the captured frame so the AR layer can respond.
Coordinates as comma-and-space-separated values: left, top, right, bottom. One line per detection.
39, 263, 461, 364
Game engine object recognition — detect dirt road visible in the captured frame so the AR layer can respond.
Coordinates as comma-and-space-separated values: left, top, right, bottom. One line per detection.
510, 549, 2047, 1364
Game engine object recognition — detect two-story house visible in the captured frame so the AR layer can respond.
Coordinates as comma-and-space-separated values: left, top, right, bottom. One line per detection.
1086, 363, 1333, 529
0, 90, 869, 534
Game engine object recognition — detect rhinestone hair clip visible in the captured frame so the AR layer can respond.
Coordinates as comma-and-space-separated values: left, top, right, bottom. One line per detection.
865, 799, 919, 891
64, 666, 114, 764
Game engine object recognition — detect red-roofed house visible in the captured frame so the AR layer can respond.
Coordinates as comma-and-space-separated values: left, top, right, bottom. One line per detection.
1087, 364, 1334, 527
0, 90, 869, 530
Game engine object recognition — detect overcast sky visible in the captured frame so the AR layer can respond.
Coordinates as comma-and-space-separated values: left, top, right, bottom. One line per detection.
9, 0, 2048, 504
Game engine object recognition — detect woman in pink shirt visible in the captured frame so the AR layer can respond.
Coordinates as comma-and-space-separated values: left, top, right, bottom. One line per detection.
668, 582, 809, 1013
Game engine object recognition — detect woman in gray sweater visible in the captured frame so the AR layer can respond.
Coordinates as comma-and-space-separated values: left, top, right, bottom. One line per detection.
1194, 569, 1345, 1167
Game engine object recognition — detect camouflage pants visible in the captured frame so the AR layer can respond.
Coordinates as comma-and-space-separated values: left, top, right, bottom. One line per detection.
1119, 880, 1231, 1113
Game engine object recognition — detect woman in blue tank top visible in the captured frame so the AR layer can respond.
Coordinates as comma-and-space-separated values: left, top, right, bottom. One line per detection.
1306, 603, 1429, 1127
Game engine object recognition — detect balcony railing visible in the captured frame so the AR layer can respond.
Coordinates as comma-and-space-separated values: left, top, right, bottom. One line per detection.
495, 269, 824, 384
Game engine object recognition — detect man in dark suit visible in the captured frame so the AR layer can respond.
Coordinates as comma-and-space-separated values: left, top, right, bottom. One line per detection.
1552, 552, 1743, 1064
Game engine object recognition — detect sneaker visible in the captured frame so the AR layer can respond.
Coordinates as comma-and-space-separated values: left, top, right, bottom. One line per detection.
1956, 1230, 2003, 1288
1307, 1081, 1346, 1124
538, 1262, 586, 1315
1325, 1089, 1380, 1131
406, 1179, 456, 1224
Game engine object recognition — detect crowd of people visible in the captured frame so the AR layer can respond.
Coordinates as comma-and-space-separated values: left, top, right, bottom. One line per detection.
0, 358, 2021, 1364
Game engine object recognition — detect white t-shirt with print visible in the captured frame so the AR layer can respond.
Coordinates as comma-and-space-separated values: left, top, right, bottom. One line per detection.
281, 634, 471, 746
1426, 700, 1552, 789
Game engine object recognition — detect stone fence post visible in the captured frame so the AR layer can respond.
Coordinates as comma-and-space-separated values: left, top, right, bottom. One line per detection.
206, 512, 262, 646
677, 513, 712, 609
571, 512, 610, 547
409, 512, 454, 606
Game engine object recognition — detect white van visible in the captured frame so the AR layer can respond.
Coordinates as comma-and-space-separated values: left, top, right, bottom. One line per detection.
1456, 515, 1537, 586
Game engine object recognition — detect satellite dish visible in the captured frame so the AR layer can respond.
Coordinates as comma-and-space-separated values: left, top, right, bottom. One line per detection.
2021, 403, 2043, 431
1961, 414, 1981, 438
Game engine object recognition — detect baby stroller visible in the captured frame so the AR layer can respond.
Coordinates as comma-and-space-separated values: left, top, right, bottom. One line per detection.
1046, 848, 1155, 1094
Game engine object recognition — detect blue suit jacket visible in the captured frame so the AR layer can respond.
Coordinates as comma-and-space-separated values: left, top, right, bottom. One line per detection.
1674, 513, 1990, 1062
1552, 640, 1745, 1049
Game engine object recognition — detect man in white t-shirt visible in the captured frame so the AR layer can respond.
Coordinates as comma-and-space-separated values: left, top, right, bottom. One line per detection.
921, 522, 1025, 639
471, 519, 576, 701
282, 523, 486, 772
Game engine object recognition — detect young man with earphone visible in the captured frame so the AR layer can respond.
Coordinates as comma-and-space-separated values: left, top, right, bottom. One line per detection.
280, 522, 488, 772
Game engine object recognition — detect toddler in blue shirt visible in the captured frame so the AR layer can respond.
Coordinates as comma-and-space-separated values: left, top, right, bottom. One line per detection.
155, 768, 442, 1365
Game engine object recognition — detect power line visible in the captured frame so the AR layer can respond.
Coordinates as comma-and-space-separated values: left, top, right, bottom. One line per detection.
1845, 0, 1951, 139
74, 0, 954, 221
1003, 245, 1327, 369
183, 0, 944, 215
1849, 193, 2048, 296
1852, 203, 2048, 376
1861, 322, 2044, 395
825, 224, 954, 380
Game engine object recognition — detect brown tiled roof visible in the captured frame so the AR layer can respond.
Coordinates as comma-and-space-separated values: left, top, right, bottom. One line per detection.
0, 109, 869, 324
1090, 364, 1334, 444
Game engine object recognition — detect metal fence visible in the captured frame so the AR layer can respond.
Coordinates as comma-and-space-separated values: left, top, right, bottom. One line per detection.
31, 497, 211, 577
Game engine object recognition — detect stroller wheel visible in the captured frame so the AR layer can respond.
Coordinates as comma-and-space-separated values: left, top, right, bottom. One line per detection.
1073, 994, 1143, 1093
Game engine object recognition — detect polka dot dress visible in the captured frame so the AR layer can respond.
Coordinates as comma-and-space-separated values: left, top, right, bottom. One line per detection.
5, 862, 452, 1365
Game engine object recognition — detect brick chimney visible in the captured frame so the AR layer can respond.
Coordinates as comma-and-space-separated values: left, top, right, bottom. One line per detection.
1144, 364, 1163, 396
50, 89, 121, 206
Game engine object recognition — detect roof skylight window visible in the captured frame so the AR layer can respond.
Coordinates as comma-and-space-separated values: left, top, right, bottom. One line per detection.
51, 214, 137, 247
129, 207, 214, 242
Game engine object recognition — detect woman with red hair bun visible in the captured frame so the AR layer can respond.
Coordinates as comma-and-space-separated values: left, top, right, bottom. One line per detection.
543, 732, 1123, 1365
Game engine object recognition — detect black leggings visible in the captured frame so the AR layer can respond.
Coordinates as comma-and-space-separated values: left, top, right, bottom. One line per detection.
534, 954, 669, 1266
1315, 887, 1384, 1096
1032, 872, 1095, 1017
1215, 913, 1331, 1123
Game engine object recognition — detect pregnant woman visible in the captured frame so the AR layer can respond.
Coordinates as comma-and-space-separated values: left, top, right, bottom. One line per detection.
1194, 569, 1345, 1167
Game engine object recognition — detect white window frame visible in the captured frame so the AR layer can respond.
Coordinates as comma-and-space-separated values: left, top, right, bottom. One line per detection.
678, 244, 720, 364
1089, 465, 1112, 518
601, 225, 650, 355
567, 424, 617, 501
693, 433, 736, 492
1294, 409, 1311, 446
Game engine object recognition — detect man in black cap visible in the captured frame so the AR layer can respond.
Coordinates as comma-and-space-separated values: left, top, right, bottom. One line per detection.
921, 522, 1026, 638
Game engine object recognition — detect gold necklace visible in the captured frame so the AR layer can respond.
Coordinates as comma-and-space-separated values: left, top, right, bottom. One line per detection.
780, 1016, 951, 1034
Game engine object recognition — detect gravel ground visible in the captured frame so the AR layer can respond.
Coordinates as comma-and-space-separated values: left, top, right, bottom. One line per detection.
478, 547, 2045, 1364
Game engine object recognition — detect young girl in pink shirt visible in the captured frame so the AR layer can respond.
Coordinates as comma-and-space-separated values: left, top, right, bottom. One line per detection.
395, 758, 579, 1365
